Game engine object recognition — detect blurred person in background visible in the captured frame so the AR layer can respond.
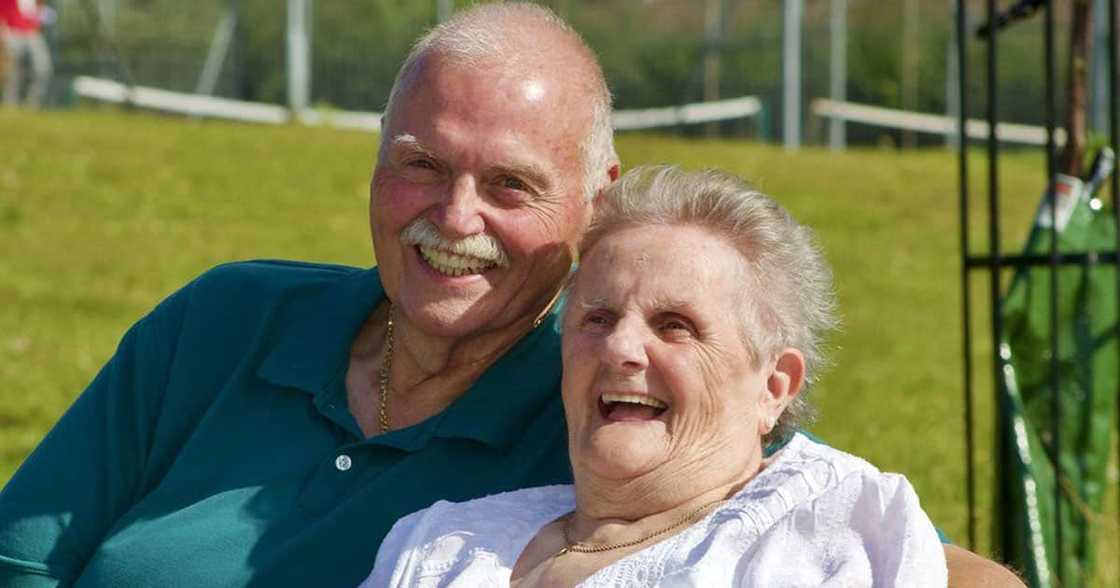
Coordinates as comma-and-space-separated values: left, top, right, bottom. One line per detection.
0, 3, 1020, 587
0, 0, 53, 108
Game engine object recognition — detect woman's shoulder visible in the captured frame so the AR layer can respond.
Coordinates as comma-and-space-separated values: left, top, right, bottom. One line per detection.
759, 432, 882, 485
725, 433, 925, 529
364, 485, 575, 588
396, 484, 575, 537
709, 434, 946, 586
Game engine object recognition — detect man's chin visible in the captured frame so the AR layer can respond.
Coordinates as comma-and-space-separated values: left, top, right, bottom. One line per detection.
395, 297, 504, 340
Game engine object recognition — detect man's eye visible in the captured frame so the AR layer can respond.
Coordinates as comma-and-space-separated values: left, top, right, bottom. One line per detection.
407, 158, 437, 171
500, 176, 529, 192
658, 317, 695, 336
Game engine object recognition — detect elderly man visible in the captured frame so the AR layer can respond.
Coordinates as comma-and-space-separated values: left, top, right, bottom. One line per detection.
0, 3, 1018, 587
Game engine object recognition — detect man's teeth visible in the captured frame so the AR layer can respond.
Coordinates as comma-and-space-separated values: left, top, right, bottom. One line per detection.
419, 245, 498, 277
601, 393, 668, 410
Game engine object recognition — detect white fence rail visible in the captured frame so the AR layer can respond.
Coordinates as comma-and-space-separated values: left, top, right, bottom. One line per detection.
73, 76, 763, 133
811, 98, 1066, 147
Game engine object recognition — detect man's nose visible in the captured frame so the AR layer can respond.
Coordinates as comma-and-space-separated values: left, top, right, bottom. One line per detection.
430, 175, 485, 238
602, 318, 650, 373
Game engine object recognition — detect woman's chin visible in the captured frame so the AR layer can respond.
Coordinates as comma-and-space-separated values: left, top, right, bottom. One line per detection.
577, 426, 668, 480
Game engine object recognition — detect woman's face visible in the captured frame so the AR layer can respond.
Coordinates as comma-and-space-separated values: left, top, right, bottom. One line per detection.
562, 223, 788, 485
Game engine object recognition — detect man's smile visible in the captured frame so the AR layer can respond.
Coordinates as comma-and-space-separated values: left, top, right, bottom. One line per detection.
417, 245, 501, 277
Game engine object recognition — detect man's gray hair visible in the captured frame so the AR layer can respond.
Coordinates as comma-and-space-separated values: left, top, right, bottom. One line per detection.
579, 165, 839, 444
382, 2, 616, 201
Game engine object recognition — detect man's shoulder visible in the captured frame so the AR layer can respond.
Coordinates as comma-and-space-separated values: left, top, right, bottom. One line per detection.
152, 259, 372, 335
184, 259, 365, 303
196, 259, 364, 288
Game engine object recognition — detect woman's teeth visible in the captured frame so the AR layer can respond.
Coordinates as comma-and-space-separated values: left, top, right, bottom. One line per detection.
419, 246, 498, 277
600, 393, 668, 410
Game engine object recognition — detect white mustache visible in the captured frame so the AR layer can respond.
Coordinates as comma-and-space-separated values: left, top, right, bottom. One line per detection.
400, 218, 511, 267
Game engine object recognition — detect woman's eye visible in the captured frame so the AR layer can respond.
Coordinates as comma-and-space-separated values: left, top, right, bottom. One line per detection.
582, 312, 613, 329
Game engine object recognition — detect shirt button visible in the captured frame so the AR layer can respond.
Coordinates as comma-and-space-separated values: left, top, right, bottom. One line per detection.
335, 454, 352, 471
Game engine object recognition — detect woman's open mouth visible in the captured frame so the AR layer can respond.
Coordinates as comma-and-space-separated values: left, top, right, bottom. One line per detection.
599, 393, 668, 421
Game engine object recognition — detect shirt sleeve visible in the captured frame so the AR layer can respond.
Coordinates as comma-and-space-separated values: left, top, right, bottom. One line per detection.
854, 472, 948, 586
0, 285, 192, 586
358, 506, 437, 588
736, 471, 947, 587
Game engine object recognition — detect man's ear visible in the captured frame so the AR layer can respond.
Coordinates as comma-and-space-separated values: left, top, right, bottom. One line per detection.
608, 162, 621, 182
586, 162, 622, 210
590, 162, 621, 210
762, 348, 806, 422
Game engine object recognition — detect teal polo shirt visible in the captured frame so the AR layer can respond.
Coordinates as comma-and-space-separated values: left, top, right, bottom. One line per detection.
0, 261, 572, 587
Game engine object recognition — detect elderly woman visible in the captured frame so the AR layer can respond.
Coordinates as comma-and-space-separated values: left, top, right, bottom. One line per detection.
363, 166, 948, 587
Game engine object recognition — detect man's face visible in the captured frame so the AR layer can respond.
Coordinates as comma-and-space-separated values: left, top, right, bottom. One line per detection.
370, 56, 594, 338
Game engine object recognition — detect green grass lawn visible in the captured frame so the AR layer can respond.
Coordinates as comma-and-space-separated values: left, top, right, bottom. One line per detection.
1, 109, 1116, 583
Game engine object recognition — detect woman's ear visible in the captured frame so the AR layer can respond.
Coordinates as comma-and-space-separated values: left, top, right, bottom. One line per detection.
760, 348, 806, 432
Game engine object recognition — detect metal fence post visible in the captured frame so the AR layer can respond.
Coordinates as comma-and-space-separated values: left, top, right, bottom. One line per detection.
286, 0, 312, 114
829, 0, 847, 151
783, 0, 802, 150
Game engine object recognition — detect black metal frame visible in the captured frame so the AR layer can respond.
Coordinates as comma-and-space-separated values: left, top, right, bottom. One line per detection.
957, 0, 1120, 576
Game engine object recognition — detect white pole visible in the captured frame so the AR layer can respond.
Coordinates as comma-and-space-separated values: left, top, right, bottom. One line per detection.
829, 0, 847, 151
945, 0, 960, 148
901, 0, 919, 148
98, 0, 117, 37
1090, 0, 1108, 134
783, 0, 803, 150
196, 9, 238, 97
704, 0, 723, 137
286, 0, 312, 113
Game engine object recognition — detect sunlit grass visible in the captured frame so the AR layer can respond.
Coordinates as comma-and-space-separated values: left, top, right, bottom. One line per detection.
1, 109, 1116, 584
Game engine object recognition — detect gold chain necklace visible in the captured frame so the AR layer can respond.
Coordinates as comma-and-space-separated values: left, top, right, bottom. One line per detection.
376, 305, 394, 434
555, 497, 726, 557
377, 294, 553, 434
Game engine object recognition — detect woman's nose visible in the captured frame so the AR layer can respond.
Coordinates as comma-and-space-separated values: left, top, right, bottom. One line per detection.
430, 175, 485, 238
603, 319, 650, 373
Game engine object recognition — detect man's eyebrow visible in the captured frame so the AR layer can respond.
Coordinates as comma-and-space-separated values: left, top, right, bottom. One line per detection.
388, 134, 434, 157
492, 161, 553, 188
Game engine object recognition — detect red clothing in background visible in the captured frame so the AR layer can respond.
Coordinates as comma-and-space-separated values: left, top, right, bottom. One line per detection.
1, 0, 42, 33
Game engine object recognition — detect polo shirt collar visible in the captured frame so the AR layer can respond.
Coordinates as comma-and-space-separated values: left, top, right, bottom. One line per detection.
433, 309, 564, 449
257, 266, 385, 395
258, 266, 565, 451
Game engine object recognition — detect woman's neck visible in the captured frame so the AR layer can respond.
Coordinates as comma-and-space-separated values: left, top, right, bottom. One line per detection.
566, 450, 764, 548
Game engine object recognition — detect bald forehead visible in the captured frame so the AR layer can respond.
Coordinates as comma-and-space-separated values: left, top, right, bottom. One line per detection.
388, 51, 595, 140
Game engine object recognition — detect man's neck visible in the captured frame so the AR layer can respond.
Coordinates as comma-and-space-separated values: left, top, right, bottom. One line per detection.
346, 297, 554, 434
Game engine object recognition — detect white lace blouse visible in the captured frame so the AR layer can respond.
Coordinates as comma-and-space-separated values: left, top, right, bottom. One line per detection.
361, 433, 947, 587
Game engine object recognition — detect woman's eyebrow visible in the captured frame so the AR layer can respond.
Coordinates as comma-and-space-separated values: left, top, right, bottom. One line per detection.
576, 295, 611, 310
649, 295, 698, 314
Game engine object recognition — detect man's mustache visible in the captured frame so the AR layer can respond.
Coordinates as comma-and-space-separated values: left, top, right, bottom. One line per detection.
400, 218, 511, 267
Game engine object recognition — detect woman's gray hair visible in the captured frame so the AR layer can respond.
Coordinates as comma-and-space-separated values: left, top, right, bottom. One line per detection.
382, 2, 616, 202
580, 165, 839, 444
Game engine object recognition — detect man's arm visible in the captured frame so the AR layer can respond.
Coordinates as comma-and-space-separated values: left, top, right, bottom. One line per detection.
945, 544, 1026, 587
0, 286, 190, 587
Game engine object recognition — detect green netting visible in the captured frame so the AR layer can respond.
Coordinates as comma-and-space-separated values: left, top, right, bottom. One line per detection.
997, 175, 1119, 588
